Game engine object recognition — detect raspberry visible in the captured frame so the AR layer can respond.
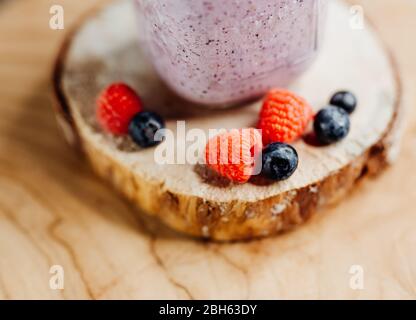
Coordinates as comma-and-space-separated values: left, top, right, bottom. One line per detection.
257, 89, 314, 145
96, 83, 143, 135
205, 128, 263, 183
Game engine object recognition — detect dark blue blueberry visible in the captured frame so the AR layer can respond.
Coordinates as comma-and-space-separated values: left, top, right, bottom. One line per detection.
262, 143, 298, 181
128, 111, 165, 148
329, 91, 357, 114
314, 106, 350, 145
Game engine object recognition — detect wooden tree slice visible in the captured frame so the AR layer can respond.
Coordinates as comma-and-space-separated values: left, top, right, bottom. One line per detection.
53, 0, 403, 241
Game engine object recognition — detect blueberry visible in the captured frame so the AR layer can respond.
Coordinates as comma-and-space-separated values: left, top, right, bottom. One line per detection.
314, 106, 350, 145
329, 91, 357, 114
128, 111, 165, 148
262, 143, 298, 181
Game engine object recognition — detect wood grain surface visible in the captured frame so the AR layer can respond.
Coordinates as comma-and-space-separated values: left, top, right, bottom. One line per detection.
57, 0, 402, 241
0, 0, 415, 299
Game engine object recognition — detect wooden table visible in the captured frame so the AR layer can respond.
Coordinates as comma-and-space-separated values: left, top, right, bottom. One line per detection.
0, 0, 415, 300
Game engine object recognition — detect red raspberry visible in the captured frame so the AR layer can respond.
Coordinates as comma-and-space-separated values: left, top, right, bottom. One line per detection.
96, 83, 143, 135
205, 128, 263, 184
257, 89, 314, 145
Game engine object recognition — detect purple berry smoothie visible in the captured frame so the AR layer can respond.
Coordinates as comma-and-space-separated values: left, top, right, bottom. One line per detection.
136, 0, 328, 107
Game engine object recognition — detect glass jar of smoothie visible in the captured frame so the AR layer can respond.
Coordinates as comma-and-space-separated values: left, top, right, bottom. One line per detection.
136, 0, 327, 107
